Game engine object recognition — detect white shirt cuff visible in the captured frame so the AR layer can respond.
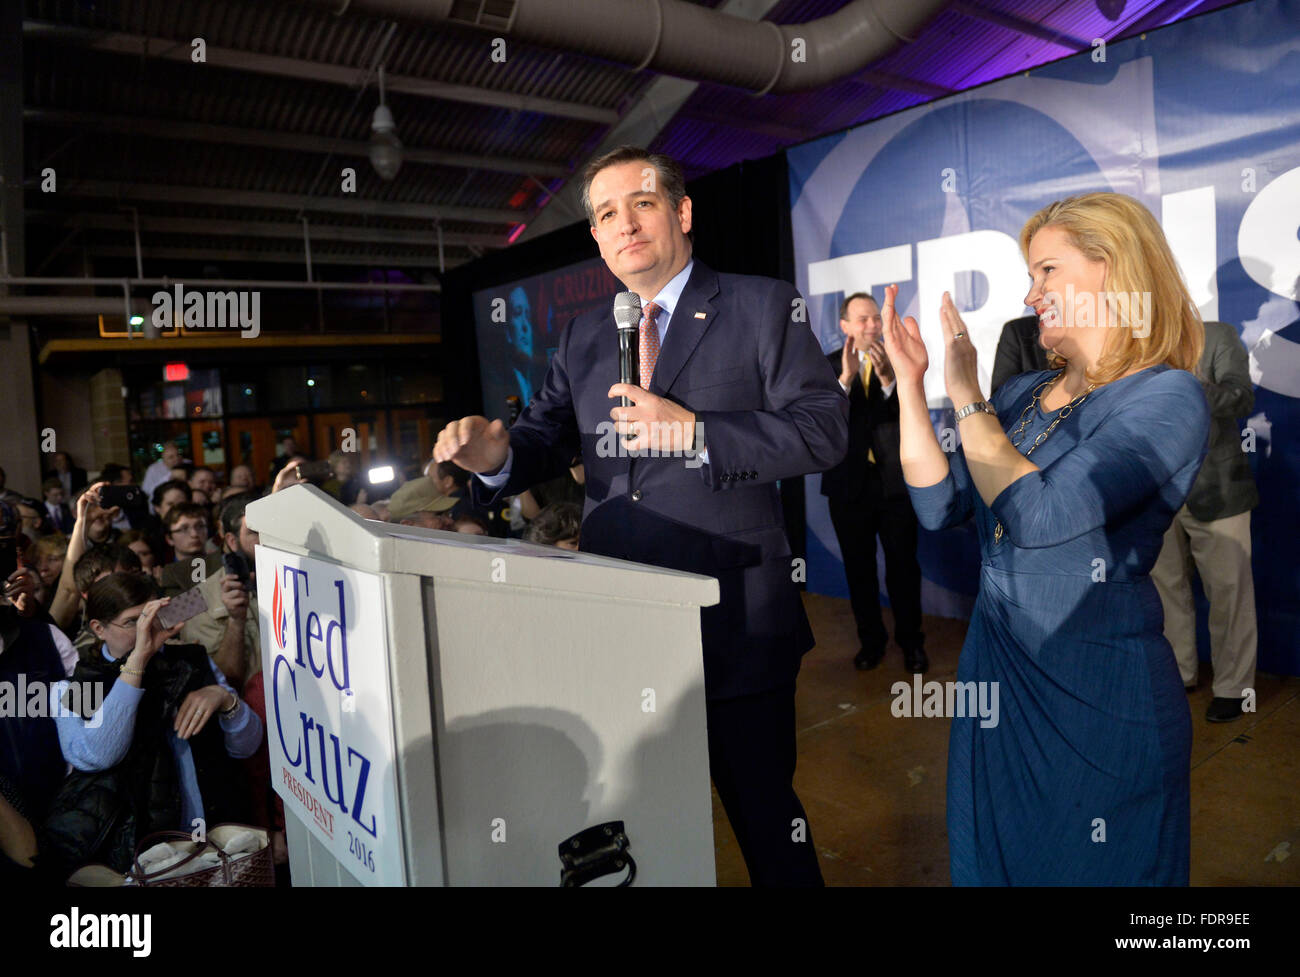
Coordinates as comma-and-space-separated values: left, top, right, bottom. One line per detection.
474, 446, 514, 488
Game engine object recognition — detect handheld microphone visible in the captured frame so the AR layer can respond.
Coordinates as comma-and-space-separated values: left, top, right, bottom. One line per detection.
613, 291, 642, 409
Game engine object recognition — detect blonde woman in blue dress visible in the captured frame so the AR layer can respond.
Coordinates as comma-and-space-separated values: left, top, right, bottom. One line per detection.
882, 192, 1209, 884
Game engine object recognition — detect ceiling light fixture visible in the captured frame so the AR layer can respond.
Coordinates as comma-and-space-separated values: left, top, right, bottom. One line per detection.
369, 65, 403, 181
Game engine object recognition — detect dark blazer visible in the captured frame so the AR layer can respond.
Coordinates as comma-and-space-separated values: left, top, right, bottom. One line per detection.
991, 315, 1050, 395
44, 466, 88, 495
819, 348, 906, 500
473, 260, 848, 700
1186, 321, 1258, 521
44, 501, 75, 535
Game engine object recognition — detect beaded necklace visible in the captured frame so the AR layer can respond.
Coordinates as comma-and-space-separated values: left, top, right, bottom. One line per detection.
993, 372, 1097, 544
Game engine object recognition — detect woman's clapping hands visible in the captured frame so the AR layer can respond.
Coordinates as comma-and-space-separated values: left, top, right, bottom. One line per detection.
880, 284, 983, 405
880, 284, 928, 386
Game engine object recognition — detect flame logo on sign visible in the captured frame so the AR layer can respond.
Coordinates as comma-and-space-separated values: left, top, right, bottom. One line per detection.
272, 569, 286, 650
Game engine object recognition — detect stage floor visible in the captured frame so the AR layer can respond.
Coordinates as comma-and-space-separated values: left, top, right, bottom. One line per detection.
710, 592, 1300, 886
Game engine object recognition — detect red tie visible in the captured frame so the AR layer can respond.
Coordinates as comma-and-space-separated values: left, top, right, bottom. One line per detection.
639, 302, 662, 389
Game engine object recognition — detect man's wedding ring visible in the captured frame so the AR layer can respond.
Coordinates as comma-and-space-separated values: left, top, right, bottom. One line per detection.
952, 330, 965, 338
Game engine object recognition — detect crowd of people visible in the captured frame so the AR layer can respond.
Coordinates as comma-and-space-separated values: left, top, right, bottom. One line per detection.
0, 438, 585, 885
0, 141, 1268, 888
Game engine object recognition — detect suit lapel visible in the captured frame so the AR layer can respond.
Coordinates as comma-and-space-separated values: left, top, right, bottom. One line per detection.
651, 261, 719, 396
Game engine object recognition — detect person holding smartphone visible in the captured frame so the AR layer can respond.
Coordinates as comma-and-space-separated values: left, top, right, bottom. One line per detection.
0, 499, 39, 616
40, 571, 262, 878
180, 492, 261, 690
46, 481, 123, 634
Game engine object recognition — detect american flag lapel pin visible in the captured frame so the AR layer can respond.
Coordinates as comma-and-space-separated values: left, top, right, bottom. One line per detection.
694, 311, 707, 319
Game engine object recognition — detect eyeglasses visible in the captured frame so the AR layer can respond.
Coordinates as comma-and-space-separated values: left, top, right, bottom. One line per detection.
107, 617, 140, 631
170, 522, 207, 536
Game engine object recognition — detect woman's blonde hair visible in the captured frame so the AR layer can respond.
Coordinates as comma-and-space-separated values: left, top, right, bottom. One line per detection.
1019, 192, 1203, 385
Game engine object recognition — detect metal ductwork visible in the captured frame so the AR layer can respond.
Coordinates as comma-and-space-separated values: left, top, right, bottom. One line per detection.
293, 0, 948, 95
0, 277, 441, 318
0, 296, 151, 316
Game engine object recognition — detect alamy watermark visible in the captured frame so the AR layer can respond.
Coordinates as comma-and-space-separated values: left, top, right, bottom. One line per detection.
891, 675, 999, 729
50, 908, 151, 956
593, 420, 703, 468
0, 677, 105, 727
1040, 285, 1152, 338
151, 284, 260, 338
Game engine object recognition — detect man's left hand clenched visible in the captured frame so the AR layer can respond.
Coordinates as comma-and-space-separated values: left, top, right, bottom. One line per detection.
608, 384, 697, 454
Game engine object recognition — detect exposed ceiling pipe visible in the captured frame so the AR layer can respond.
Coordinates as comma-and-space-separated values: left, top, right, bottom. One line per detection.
24, 21, 616, 124
24, 108, 569, 179
0, 296, 153, 316
288, 0, 949, 95
29, 211, 503, 249
0, 275, 440, 291
0, 275, 441, 316
301, 217, 315, 283
123, 206, 144, 279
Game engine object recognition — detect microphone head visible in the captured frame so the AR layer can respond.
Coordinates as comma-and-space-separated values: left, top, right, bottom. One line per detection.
613, 291, 642, 331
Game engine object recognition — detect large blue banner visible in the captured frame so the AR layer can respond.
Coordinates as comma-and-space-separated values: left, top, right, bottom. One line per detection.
789, 0, 1300, 674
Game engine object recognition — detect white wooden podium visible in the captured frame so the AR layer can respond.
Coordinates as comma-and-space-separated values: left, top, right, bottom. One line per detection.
245, 484, 719, 886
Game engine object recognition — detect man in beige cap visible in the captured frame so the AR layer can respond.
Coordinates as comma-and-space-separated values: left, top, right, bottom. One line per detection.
387, 477, 458, 529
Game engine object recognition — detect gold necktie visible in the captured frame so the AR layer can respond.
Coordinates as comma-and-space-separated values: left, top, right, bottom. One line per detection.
860, 354, 875, 463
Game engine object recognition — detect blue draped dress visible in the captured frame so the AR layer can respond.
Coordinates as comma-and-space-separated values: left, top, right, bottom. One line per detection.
908, 365, 1210, 885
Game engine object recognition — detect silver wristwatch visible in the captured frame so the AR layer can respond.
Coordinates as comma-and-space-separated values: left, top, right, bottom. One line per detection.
954, 400, 997, 422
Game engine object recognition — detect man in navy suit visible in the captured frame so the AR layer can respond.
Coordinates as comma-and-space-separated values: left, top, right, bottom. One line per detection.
40, 479, 75, 535
821, 293, 927, 674
435, 146, 847, 885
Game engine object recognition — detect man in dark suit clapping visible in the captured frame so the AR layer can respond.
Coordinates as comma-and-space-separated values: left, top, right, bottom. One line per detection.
821, 293, 926, 674
436, 146, 847, 886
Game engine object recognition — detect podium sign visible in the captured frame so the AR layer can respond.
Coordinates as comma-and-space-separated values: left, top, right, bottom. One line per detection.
246, 485, 719, 885
255, 547, 406, 885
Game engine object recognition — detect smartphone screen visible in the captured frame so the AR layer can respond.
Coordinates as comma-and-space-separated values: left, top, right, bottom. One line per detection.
157, 587, 209, 629
296, 461, 333, 481
223, 552, 250, 584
